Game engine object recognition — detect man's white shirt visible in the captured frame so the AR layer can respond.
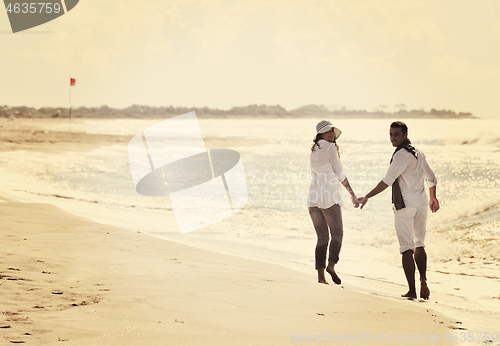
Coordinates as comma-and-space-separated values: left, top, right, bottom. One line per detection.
382, 148, 437, 208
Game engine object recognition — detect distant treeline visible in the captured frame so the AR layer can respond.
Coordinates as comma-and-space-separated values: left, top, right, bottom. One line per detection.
0, 104, 475, 119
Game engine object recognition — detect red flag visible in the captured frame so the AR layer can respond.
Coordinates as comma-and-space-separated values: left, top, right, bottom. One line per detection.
70, 78, 76, 86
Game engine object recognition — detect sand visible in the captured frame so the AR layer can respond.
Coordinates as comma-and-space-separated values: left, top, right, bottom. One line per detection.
0, 118, 459, 345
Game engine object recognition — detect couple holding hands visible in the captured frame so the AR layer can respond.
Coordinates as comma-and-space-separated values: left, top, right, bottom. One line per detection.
307, 120, 439, 300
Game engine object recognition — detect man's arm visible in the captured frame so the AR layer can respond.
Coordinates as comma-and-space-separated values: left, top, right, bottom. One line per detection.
423, 153, 439, 213
429, 185, 439, 213
358, 180, 389, 209
358, 150, 411, 209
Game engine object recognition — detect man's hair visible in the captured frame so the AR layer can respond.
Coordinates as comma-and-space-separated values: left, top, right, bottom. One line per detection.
390, 121, 408, 135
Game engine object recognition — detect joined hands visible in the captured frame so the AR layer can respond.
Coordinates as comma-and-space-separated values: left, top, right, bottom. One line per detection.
352, 196, 368, 209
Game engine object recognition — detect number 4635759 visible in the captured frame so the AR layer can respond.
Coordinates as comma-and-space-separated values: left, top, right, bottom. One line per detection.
443, 331, 499, 343
5, 3, 62, 14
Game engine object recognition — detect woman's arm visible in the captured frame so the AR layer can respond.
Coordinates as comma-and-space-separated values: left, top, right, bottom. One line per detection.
327, 143, 347, 182
341, 178, 359, 207
326, 143, 358, 206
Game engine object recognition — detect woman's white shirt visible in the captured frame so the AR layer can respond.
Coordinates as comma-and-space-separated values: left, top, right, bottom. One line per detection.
308, 139, 347, 209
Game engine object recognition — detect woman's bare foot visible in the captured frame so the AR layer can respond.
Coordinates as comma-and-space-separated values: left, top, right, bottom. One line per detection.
326, 267, 341, 285
318, 277, 329, 285
317, 267, 329, 284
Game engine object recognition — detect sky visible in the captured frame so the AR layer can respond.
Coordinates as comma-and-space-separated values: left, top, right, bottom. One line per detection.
1, 0, 500, 118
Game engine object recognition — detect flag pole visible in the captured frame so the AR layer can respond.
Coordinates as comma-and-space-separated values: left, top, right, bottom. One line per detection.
69, 78, 72, 132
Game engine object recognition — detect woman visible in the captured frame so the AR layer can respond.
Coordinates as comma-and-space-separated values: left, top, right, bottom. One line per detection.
308, 120, 358, 285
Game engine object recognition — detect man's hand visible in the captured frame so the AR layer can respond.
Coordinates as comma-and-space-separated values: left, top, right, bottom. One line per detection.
356, 196, 369, 209
429, 197, 440, 213
428, 186, 439, 213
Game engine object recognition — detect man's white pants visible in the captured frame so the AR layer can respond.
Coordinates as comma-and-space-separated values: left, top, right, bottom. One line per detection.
394, 205, 427, 253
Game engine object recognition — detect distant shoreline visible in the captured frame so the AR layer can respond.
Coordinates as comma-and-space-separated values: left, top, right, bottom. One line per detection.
1, 103, 476, 119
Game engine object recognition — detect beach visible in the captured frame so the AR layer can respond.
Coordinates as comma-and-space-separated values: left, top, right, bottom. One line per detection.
0, 198, 457, 345
1, 117, 498, 345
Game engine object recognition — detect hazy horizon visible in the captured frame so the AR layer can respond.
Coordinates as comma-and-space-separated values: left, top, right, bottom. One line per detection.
2, 102, 477, 119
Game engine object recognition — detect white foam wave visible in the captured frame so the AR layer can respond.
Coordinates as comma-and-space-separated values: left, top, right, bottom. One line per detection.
431, 198, 500, 224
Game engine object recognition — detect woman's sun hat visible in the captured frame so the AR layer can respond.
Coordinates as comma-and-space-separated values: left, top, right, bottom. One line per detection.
316, 120, 342, 140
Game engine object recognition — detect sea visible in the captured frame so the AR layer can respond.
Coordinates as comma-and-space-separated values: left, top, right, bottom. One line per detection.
1, 116, 499, 340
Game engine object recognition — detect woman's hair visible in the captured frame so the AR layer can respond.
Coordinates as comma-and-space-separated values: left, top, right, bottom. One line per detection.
311, 133, 340, 156
311, 133, 323, 152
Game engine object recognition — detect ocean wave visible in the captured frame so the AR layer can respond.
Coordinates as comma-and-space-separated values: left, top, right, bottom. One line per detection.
459, 137, 500, 146
441, 134, 500, 147
427, 212, 500, 278
431, 198, 500, 225
425, 193, 500, 278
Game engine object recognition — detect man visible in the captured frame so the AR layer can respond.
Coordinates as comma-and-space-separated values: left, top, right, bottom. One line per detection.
358, 121, 439, 299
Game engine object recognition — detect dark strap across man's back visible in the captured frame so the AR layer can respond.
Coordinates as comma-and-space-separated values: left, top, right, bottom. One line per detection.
390, 139, 417, 211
